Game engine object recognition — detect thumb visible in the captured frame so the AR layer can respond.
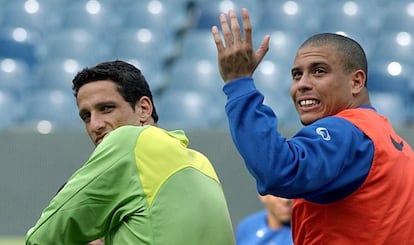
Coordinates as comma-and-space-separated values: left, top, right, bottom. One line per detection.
254, 34, 270, 70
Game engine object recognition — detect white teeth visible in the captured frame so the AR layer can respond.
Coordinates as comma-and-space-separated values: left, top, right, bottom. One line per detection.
299, 100, 318, 106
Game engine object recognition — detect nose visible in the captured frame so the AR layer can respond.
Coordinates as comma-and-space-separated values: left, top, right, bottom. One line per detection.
89, 113, 106, 133
295, 74, 313, 93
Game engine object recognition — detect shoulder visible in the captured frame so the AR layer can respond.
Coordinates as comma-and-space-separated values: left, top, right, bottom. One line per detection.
238, 210, 267, 229
294, 116, 362, 140
236, 210, 267, 242
105, 125, 142, 140
91, 126, 149, 159
100, 125, 152, 146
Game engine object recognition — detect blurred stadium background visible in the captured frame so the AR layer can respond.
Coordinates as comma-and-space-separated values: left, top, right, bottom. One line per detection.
1, 0, 414, 243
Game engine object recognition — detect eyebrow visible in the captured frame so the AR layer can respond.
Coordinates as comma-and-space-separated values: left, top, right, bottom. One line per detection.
78, 101, 117, 117
292, 61, 329, 73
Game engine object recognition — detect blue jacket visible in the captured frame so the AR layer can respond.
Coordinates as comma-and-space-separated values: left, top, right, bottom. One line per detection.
223, 77, 374, 203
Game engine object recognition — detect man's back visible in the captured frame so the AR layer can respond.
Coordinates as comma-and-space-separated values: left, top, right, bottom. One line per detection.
26, 126, 235, 244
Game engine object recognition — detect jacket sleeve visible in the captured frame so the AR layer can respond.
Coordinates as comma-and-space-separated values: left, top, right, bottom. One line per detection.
223, 78, 374, 203
26, 126, 145, 245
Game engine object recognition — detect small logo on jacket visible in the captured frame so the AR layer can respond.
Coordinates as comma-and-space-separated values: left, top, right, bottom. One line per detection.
316, 127, 331, 141
390, 136, 404, 151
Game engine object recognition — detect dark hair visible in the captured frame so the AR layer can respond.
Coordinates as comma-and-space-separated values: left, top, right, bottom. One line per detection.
300, 33, 368, 86
72, 60, 159, 122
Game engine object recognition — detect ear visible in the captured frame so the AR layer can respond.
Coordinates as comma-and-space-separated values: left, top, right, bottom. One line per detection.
351, 69, 366, 96
134, 96, 154, 125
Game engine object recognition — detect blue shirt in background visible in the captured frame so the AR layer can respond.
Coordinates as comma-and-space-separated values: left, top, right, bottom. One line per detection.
236, 210, 293, 245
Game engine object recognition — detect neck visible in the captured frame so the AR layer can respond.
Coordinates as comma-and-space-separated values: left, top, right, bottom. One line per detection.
267, 216, 283, 230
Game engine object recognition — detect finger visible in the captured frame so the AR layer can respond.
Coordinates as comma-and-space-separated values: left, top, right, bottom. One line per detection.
229, 9, 241, 45
241, 8, 252, 46
254, 34, 271, 70
219, 13, 233, 47
211, 26, 224, 52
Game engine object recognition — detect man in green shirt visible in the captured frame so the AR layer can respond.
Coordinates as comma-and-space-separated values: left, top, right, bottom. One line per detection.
26, 60, 235, 245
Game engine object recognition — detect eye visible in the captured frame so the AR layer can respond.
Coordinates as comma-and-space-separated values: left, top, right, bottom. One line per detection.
80, 112, 91, 123
314, 68, 326, 75
100, 104, 115, 113
292, 70, 302, 81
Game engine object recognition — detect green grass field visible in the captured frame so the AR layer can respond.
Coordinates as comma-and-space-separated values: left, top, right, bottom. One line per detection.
0, 237, 25, 245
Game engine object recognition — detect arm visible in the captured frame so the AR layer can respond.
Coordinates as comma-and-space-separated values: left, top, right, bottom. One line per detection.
212, 8, 373, 203
224, 78, 373, 203
26, 126, 144, 244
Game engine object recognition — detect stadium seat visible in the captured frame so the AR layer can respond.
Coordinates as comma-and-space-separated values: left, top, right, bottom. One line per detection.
122, 0, 187, 38
34, 58, 84, 91
253, 59, 292, 96
253, 29, 304, 65
368, 59, 412, 126
38, 28, 111, 66
111, 27, 173, 65
0, 0, 411, 131
0, 31, 38, 70
257, 0, 321, 36
318, 0, 383, 57
370, 92, 407, 127
260, 93, 301, 130
117, 58, 166, 96
191, 0, 261, 29
23, 89, 80, 127
157, 90, 225, 130
0, 89, 25, 129
382, 1, 414, 33
0, 58, 33, 96
1, 0, 62, 35
319, 0, 383, 35
179, 29, 218, 60
371, 31, 414, 65
369, 59, 412, 96
167, 58, 223, 93
61, 0, 123, 37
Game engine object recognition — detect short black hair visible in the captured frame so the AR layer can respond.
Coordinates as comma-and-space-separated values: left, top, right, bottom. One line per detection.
300, 33, 368, 85
72, 60, 159, 122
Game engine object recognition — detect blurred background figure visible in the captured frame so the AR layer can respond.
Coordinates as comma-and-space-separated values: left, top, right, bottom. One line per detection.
236, 195, 293, 245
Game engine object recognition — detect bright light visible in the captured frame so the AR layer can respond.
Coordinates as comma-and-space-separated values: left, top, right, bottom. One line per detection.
270, 31, 287, 46
37, 120, 53, 134
12, 28, 28, 42
0, 91, 9, 104
219, 0, 235, 13
335, 31, 349, 37
72, 29, 89, 42
343, 1, 358, 16
196, 60, 213, 74
260, 61, 275, 75
1, 59, 16, 73
63, 59, 80, 73
387, 62, 402, 76
24, 0, 39, 14
136, 29, 152, 43
86, 0, 101, 15
396, 32, 411, 46
407, 2, 414, 17
284, 1, 299, 15
148, 0, 163, 15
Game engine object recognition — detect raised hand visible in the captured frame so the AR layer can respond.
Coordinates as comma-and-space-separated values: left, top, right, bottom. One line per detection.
211, 8, 270, 83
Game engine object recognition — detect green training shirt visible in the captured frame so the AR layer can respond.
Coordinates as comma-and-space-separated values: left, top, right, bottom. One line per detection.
26, 125, 235, 245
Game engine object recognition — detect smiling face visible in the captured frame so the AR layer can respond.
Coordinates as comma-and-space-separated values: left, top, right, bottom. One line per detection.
290, 45, 365, 125
77, 80, 153, 146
